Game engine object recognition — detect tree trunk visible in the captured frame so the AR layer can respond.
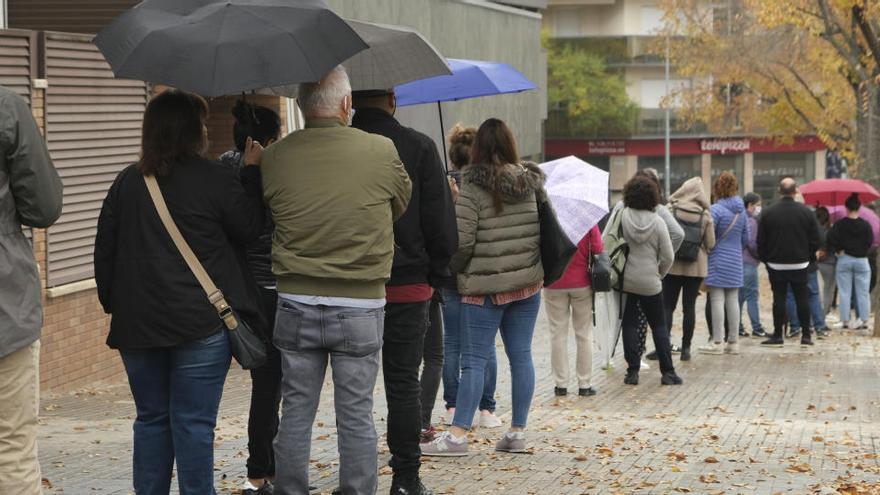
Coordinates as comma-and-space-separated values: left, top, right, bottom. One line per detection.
854, 82, 880, 337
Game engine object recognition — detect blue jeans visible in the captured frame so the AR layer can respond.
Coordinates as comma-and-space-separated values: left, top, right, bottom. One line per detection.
452, 293, 540, 430
119, 330, 231, 495
441, 290, 497, 412
836, 255, 871, 322
786, 270, 826, 330
738, 264, 763, 332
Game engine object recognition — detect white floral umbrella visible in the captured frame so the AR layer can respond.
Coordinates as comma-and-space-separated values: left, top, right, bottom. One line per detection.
539, 156, 610, 244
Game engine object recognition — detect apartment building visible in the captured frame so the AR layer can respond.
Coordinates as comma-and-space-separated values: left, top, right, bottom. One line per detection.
543, 0, 826, 200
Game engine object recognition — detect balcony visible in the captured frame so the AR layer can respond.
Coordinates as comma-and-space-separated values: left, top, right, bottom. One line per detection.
545, 107, 707, 139
550, 36, 668, 67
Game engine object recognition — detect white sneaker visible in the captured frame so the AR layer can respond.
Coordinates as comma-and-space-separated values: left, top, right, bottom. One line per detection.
832, 321, 847, 330
698, 342, 724, 355
420, 431, 469, 457
826, 314, 839, 323
640, 360, 650, 370
849, 319, 865, 330
479, 410, 503, 429
725, 342, 740, 355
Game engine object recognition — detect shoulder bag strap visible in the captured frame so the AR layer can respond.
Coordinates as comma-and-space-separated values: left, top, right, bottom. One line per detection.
720, 212, 741, 240
143, 175, 238, 331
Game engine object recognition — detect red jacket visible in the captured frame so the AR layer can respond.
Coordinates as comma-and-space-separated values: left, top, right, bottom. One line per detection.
546, 225, 603, 290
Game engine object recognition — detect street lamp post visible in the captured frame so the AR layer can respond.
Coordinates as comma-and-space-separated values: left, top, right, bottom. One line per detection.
664, 34, 671, 198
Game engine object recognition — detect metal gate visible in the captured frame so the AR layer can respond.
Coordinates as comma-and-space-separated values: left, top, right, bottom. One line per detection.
42, 32, 148, 287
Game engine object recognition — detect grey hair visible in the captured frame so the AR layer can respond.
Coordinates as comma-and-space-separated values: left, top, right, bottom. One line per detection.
297, 66, 351, 118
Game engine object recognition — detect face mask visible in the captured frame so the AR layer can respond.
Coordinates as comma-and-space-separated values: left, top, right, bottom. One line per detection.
754, 206, 762, 216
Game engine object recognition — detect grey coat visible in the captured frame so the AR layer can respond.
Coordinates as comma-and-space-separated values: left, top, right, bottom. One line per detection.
620, 208, 675, 296
0, 87, 63, 358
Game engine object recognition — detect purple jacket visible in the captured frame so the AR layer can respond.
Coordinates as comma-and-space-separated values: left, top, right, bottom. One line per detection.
742, 214, 759, 266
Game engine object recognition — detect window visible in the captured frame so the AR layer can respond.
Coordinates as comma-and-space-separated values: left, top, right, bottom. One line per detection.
640, 79, 691, 108
753, 152, 815, 204
554, 7, 583, 37
640, 6, 664, 35
638, 155, 700, 196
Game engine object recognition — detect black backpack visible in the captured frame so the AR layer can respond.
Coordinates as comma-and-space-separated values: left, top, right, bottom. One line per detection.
672, 205, 704, 262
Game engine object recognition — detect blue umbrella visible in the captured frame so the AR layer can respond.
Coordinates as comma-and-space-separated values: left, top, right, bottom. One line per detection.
393, 58, 537, 169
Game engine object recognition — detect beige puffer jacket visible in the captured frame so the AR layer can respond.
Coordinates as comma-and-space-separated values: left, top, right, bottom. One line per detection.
452, 161, 545, 296
666, 177, 716, 278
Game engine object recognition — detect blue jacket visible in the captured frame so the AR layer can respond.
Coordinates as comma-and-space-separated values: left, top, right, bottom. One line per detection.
705, 196, 749, 288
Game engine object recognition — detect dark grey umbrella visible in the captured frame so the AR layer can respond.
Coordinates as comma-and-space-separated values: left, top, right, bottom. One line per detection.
94, 0, 368, 97
263, 19, 451, 95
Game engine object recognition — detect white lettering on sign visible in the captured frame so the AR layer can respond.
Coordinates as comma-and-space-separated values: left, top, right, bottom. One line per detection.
700, 139, 750, 155
588, 140, 626, 155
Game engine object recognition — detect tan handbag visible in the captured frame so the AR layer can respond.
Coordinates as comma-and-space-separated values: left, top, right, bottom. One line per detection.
144, 175, 267, 369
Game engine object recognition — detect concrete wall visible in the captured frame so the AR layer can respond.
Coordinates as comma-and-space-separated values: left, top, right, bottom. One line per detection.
326, 0, 547, 160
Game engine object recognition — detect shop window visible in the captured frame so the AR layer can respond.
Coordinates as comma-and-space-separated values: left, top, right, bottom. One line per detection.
710, 154, 744, 198
753, 152, 815, 205
638, 155, 700, 197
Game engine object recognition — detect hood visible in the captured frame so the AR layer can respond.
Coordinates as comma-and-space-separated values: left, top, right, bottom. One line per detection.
716, 195, 745, 214
622, 208, 659, 244
669, 177, 710, 210
464, 161, 545, 203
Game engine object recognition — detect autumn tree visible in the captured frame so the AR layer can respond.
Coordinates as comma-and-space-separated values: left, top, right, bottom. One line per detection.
657, 0, 880, 181
545, 40, 639, 138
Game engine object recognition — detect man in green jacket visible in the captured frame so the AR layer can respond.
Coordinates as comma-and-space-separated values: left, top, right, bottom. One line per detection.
262, 66, 412, 495
0, 86, 63, 495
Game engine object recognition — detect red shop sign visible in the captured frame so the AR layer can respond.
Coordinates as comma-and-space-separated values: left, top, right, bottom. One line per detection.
587, 140, 626, 155
700, 138, 751, 155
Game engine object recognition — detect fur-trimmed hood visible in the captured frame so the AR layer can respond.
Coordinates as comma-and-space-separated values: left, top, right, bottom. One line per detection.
463, 161, 546, 203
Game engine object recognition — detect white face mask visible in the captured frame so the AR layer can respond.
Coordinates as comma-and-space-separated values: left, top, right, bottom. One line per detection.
754, 206, 762, 216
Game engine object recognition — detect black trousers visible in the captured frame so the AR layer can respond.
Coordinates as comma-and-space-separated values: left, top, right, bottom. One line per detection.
419, 294, 444, 430
246, 287, 282, 479
767, 267, 811, 339
384, 301, 430, 478
662, 275, 702, 349
622, 292, 675, 374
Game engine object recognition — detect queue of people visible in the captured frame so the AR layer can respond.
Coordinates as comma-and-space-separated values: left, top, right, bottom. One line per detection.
4, 61, 876, 495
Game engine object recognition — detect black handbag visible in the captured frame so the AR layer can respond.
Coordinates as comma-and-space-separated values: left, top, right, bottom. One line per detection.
589, 237, 612, 293
145, 175, 268, 370
537, 192, 577, 286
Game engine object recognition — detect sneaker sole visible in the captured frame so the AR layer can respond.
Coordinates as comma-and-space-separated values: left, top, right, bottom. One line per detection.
496, 448, 529, 454
760, 344, 784, 348
421, 451, 469, 457
698, 350, 724, 355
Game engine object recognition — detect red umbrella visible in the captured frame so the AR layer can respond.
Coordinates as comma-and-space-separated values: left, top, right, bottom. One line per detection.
800, 178, 880, 206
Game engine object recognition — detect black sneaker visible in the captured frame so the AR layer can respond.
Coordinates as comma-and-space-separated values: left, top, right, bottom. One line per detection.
578, 387, 597, 397
800, 336, 814, 347
645, 350, 659, 361
761, 337, 784, 347
788, 327, 802, 339
242, 480, 274, 495
680, 347, 691, 361
624, 370, 639, 385
554, 387, 567, 397
391, 475, 434, 495
816, 328, 829, 340
739, 327, 749, 337
752, 328, 767, 338
661, 371, 683, 385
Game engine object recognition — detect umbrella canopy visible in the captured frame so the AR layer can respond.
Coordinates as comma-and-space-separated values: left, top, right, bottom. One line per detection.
94, 0, 368, 97
800, 178, 880, 207
394, 58, 537, 107
539, 156, 610, 244
827, 205, 880, 248
264, 19, 451, 95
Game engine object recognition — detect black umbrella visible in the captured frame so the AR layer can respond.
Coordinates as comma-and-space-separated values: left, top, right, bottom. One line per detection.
94, 0, 368, 97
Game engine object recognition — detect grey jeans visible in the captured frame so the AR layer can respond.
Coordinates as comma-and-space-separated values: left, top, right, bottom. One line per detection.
273, 299, 384, 495
709, 287, 740, 344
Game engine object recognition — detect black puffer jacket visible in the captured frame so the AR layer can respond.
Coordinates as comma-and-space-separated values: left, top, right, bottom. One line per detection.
219, 151, 275, 288
352, 108, 458, 286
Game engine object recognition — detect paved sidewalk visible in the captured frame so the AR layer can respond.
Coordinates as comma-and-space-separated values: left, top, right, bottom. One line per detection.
39, 303, 880, 494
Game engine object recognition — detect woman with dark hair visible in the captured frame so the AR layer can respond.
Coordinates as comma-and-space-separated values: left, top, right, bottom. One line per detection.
815, 206, 837, 319
218, 99, 282, 495
829, 193, 874, 330
436, 123, 502, 439
422, 118, 543, 456
700, 172, 748, 356
739, 192, 766, 338
94, 89, 265, 495
613, 175, 680, 386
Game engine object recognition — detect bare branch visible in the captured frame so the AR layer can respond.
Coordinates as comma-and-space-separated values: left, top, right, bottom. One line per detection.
852, 4, 880, 70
